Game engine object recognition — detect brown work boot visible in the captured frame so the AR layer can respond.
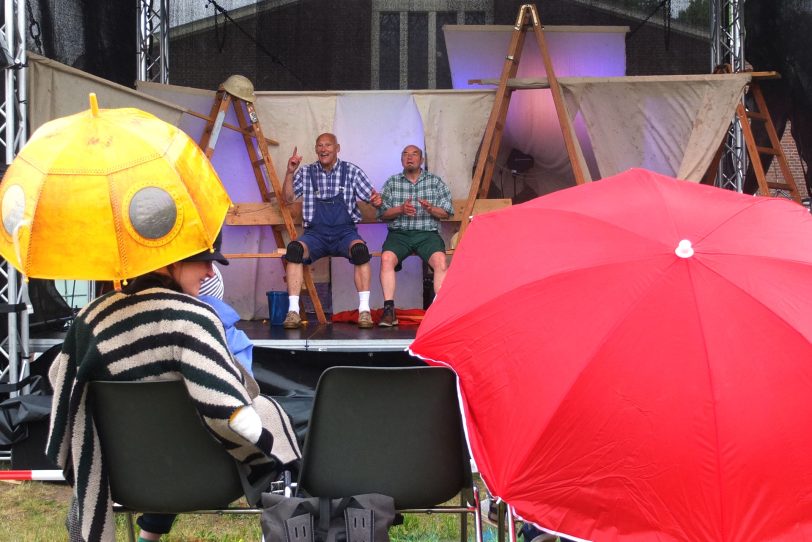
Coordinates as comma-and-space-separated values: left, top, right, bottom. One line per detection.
282, 311, 302, 329
378, 305, 399, 327
358, 310, 373, 329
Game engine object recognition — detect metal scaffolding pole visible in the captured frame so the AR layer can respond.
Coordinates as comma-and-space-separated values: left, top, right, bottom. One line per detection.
137, 0, 170, 83
1, 0, 29, 462
710, 0, 745, 193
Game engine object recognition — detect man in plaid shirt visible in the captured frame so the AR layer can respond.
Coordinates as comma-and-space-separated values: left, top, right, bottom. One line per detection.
377, 145, 453, 327
282, 133, 382, 329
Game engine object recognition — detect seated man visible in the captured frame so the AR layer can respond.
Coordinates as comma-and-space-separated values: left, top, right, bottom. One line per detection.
281, 133, 381, 329
377, 145, 453, 326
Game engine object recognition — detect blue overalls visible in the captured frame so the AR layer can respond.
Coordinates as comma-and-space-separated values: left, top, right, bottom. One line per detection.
297, 162, 364, 263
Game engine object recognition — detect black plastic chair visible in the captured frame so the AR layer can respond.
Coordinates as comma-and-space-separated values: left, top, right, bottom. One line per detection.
89, 380, 257, 542
296, 365, 483, 542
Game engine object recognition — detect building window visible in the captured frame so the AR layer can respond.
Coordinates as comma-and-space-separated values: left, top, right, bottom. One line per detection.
378, 12, 401, 90
371, 0, 493, 90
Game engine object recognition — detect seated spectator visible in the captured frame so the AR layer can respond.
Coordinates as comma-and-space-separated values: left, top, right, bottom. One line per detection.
48, 234, 300, 542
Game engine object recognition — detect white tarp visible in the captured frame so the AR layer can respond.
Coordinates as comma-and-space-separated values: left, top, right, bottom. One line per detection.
559, 73, 752, 181
26, 54, 494, 317
28, 52, 184, 130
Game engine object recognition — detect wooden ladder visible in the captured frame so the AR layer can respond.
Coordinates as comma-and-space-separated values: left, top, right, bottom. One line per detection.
737, 80, 802, 203
460, 3, 588, 239
198, 84, 328, 324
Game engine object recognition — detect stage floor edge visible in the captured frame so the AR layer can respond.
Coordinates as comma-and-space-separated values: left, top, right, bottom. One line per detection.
237, 319, 416, 352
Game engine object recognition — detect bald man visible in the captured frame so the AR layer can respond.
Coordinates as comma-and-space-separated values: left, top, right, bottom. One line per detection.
281, 133, 382, 329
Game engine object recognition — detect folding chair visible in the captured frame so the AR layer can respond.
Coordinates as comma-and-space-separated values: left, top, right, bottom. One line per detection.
296, 366, 483, 542
89, 380, 259, 542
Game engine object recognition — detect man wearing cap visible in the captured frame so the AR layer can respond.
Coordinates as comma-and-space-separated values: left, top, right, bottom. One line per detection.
282, 133, 382, 329
197, 248, 254, 376
48, 229, 300, 542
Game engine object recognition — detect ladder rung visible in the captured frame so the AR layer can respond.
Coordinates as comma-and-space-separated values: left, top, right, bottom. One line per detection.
756, 146, 779, 156
746, 110, 768, 121
253, 158, 266, 168
767, 181, 794, 191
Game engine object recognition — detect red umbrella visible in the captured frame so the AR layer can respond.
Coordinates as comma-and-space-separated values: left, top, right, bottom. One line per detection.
410, 168, 812, 542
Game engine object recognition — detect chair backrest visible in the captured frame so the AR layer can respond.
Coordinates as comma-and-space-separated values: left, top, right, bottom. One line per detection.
297, 366, 470, 510
89, 380, 244, 512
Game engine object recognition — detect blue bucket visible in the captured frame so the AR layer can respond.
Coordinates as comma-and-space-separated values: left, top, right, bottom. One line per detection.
266, 291, 288, 326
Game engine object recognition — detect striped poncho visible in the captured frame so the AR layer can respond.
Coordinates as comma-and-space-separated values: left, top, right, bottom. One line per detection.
46, 286, 301, 542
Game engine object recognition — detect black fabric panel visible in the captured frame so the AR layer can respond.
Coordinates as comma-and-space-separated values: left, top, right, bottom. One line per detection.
745, 0, 812, 194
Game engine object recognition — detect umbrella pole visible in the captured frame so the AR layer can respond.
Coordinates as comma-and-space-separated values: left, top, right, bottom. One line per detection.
495, 501, 518, 542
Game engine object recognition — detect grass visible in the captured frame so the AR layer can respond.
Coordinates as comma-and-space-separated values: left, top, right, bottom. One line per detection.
0, 478, 497, 541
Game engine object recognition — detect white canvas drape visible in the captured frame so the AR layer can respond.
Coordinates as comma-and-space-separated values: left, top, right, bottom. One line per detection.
559, 74, 752, 181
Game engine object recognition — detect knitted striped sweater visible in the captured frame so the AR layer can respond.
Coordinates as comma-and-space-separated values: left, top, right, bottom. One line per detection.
46, 287, 301, 542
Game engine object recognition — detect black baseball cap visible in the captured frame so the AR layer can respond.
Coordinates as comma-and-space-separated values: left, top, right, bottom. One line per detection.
184, 231, 229, 266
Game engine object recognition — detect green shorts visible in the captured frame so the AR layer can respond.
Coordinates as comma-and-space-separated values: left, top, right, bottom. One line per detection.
382, 229, 446, 271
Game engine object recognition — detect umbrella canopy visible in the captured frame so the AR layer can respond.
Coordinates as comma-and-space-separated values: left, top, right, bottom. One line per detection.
0, 94, 231, 282
410, 168, 812, 542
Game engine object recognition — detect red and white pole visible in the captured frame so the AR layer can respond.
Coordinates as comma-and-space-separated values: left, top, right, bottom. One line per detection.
0, 470, 65, 481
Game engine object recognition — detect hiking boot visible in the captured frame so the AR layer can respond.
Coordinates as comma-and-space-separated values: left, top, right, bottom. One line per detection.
379, 306, 399, 327
358, 310, 374, 329
282, 311, 302, 329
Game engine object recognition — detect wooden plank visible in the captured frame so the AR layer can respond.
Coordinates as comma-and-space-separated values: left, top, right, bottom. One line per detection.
223, 249, 458, 259
184, 108, 279, 146
226, 199, 512, 226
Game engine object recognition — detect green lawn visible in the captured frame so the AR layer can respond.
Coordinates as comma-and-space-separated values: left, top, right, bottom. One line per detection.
0, 478, 501, 541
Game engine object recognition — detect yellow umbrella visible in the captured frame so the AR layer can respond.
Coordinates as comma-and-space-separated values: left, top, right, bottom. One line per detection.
0, 94, 231, 284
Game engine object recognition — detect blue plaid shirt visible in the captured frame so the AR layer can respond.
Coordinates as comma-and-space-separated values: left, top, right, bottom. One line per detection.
378, 170, 453, 231
292, 159, 375, 227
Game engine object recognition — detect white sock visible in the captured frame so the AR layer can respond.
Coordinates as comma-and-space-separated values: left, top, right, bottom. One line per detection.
288, 295, 299, 312
358, 291, 371, 313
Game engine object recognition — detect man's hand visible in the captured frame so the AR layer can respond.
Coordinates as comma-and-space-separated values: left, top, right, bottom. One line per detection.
418, 198, 433, 214
402, 198, 417, 216
369, 188, 382, 208
286, 146, 302, 175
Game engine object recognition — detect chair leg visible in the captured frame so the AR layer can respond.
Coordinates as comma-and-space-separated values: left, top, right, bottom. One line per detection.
125, 512, 136, 542
460, 492, 468, 542
472, 485, 483, 542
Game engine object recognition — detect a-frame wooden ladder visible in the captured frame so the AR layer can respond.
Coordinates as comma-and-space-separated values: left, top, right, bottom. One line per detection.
459, 3, 588, 239
701, 69, 802, 203
738, 79, 802, 202
198, 83, 328, 324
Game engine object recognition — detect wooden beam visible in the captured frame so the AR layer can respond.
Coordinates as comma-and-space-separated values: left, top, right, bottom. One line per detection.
226, 198, 512, 226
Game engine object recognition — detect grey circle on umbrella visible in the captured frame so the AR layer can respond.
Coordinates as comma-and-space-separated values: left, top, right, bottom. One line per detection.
129, 186, 178, 240
2, 184, 26, 236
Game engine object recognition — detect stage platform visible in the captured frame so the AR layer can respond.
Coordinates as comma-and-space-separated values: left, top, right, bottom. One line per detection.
235, 318, 417, 352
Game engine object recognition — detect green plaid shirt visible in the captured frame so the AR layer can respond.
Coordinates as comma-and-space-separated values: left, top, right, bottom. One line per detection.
378, 170, 453, 231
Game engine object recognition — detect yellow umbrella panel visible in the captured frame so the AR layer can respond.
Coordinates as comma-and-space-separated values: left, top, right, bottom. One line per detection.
0, 96, 232, 282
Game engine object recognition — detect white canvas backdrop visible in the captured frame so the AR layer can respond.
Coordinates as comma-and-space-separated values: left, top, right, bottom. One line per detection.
559, 74, 752, 181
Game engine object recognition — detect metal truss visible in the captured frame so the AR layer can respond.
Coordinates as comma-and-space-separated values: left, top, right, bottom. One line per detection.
710, 0, 745, 193
1, 0, 29, 461
137, 0, 169, 83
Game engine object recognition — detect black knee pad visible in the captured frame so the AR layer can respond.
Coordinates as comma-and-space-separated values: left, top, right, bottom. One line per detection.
349, 243, 371, 265
285, 240, 304, 263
